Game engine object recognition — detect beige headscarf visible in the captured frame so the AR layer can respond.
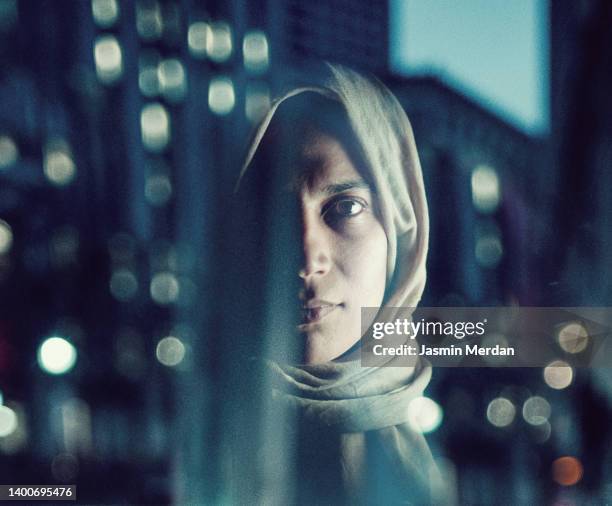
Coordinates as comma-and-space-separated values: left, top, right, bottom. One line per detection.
240, 64, 442, 504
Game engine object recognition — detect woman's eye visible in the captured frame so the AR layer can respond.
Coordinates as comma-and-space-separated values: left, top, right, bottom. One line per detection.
325, 198, 366, 221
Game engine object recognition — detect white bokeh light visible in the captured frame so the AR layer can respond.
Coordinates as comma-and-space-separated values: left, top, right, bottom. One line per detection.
407, 396, 443, 434
94, 34, 123, 84
486, 397, 515, 427
543, 360, 573, 390
156, 336, 186, 367
37, 337, 77, 375
208, 77, 235, 115
0, 219, 13, 255
44, 140, 76, 186
471, 165, 500, 213
522, 396, 551, 426
0, 405, 17, 437
243, 30, 269, 72
141, 103, 170, 152
0, 135, 18, 169
557, 322, 589, 354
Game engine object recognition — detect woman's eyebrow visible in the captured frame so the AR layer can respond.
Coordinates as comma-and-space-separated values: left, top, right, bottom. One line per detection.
322, 180, 371, 196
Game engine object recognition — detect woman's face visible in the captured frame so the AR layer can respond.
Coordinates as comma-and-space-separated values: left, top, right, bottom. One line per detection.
291, 129, 388, 364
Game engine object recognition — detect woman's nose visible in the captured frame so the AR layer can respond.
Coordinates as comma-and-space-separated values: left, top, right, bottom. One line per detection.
298, 218, 331, 280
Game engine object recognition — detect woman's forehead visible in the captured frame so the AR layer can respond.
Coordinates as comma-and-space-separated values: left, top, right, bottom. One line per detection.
287, 132, 369, 195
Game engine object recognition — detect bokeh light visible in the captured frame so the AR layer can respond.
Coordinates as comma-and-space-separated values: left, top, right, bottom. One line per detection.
158, 59, 186, 102
475, 227, 503, 268
150, 272, 180, 305
109, 269, 138, 301
522, 396, 551, 426
552, 456, 583, 486
407, 396, 443, 434
139, 50, 161, 97
543, 360, 573, 390
141, 103, 170, 152
207, 22, 232, 62
37, 337, 77, 375
94, 34, 123, 84
0, 405, 17, 437
91, 0, 118, 28
471, 165, 500, 213
0, 135, 18, 169
245, 82, 271, 123
187, 21, 210, 58
208, 76, 235, 115
44, 140, 76, 186
0, 402, 27, 454
135, 0, 162, 40
145, 174, 172, 206
486, 397, 515, 427
557, 322, 589, 354
0, 219, 13, 255
243, 30, 269, 72
155, 336, 186, 367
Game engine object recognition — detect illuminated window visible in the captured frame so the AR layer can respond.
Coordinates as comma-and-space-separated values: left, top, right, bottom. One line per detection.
91, 0, 119, 28
136, 0, 162, 40
187, 22, 210, 58
0, 135, 18, 169
245, 82, 270, 122
94, 34, 123, 84
243, 30, 269, 72
471, 164, 500, 213
44, 139, 76, 186
207, 22, 232, 62
140, 103, 170, 152
208, 76, 235, 115
158, 58, 187, 102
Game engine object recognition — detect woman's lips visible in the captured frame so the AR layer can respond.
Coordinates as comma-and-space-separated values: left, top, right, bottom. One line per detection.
299, 302, 340, 326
